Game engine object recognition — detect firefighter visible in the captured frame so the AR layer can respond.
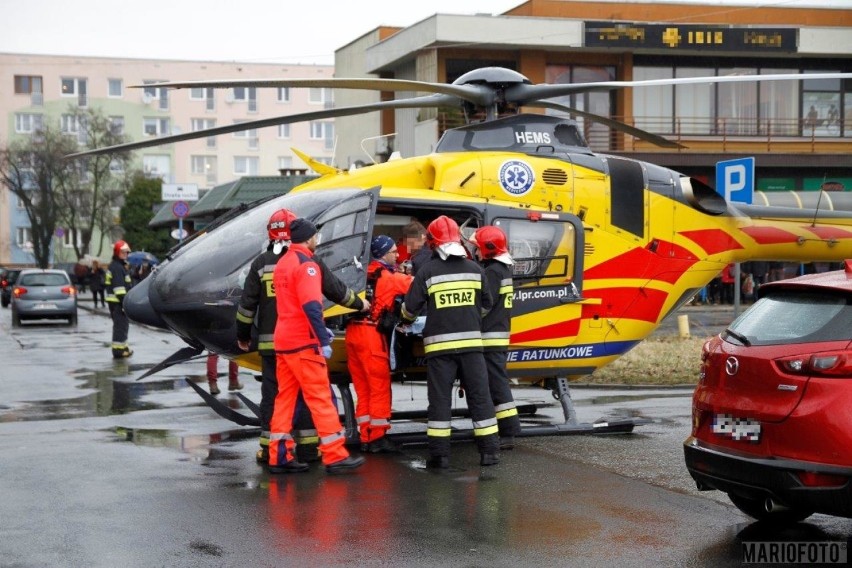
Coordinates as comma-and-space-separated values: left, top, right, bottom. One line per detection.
400, 216, 500, 468
344, 235, 412, 453
105, 240, 133, 359
268, 218, 365, 474
469, 225, 521, 449
236, 209, 368, 464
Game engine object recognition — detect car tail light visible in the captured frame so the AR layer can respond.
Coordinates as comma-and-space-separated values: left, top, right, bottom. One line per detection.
796, 471, 848, 487
1, 279, 7, 287
776, 351, 852, 377
61, 286, 76, 296
13, 286, 27, 298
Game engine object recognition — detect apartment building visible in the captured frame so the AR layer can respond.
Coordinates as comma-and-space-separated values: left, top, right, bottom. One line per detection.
0, 54, 334, 264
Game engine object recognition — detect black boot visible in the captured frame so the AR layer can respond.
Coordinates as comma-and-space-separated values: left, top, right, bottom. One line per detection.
268, 459, 309, 474
325, 455, 365, 474
426, 455, 449, 469
480, 453, 500, 466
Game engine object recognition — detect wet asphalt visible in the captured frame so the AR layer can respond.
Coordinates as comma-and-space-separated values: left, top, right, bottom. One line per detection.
1, 300, 849, 567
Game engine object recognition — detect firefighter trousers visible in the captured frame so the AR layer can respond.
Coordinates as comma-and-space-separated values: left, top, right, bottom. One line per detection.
269, 349, 349, 467
345, 322, 392, 444
108, 302, 130, 357
425, 351, 499, 457
483, 350, 521, 438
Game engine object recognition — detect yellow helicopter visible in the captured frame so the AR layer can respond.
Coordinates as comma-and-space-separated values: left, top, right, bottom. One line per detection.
73, 67, 852, 435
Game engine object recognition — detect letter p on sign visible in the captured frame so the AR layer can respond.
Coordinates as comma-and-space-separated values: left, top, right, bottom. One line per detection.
715, 157, 754, 204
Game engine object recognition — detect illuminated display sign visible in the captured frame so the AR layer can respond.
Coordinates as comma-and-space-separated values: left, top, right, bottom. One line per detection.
585, 22, 798, 52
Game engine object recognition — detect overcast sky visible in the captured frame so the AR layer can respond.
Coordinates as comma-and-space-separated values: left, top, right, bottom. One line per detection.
2, 0, 847, 65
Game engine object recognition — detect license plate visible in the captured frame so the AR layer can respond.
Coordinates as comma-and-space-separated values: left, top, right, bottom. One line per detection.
34, 303, 57, 310
712, 413, 761, 442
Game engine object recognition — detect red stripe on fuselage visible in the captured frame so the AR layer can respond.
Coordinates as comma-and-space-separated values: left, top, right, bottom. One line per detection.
582, 287, 668, 323
802, 225, 852, 240
584, 241, 698, 285
740, 226, 799, 245
679, 229, 744, 256
511, 318, 580, 344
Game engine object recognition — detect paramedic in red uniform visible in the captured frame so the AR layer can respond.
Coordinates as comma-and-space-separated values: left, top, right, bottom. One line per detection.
345, 235, 412, 453
268, 218, 365, 474
400, 216, 500, 468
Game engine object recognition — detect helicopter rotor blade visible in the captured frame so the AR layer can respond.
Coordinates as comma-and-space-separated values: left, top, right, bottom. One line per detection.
506, 72, 852, 105
527, 101, 685, 149
66, 93, 459, 159
136, 77, 496, 106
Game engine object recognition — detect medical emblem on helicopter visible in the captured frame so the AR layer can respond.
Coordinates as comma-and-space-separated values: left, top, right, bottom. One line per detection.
499, 160, 535, 197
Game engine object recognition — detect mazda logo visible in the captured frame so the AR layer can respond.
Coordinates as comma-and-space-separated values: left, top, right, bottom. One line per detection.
725, 356, 739, 376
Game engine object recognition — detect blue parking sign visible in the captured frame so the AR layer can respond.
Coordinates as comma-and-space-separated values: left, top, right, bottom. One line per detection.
715, 157, 754, 204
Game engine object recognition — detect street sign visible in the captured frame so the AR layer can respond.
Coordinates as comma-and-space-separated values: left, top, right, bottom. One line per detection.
172, 200, 190, 219
162, 183, 199, 201
715, 157, 754, 204
170, 228, 188, 240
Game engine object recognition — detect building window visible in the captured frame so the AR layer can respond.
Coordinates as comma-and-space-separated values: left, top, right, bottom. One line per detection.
231, 87, 258, 112
277, 87, 290, 102
277, 124, 290, 139
61, 77, 88, 107
310, 121, 334, 149
191, 155, 217, 175
309, 87, 333, 105
190, 87, 216, 110
233, 156, 259, 175
108, 78, 123, 98
14, 75, 42, 94
192, 118, 217, 148
63, 229, 83, 248
142, 81, 169, 110
143, 155, 171, 181
108, 116, 125, 135
16, 227, 33, 247
802, 72, 843, 137
278, 156, 293, 170
143, 118, 170, 137
109, 159, 125, 174
61, 114, 88, 143
234, 122, 259, 149
15, 113, 43, 133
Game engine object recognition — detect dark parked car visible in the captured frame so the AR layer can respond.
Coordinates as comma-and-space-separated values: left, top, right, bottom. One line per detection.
684, 261, 852, 523
1, 268, 22, 308
10, 269, 78, 326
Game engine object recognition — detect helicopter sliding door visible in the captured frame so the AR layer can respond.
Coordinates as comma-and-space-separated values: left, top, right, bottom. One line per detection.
311, 187, 380, 317
483, 205, 591, 377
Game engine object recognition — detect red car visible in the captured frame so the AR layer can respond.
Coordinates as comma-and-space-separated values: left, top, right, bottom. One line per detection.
684, 261, 852, 523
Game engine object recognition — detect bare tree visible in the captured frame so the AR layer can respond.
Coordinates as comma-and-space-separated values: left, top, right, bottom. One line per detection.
0, 125, 79, 267
0, 106, 131, 267
54, 107, 132, 259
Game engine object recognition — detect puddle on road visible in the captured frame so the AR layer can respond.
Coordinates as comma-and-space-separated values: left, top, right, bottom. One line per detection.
112, 426, 258, 465
0, 366, 212, 422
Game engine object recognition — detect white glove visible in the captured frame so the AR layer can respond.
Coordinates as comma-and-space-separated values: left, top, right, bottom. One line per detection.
325, 327, 335, 341
322, 345, 333, 359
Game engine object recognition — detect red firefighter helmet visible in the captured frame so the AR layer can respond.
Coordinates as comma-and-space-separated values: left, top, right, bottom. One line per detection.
267, 208, 297, 241
425, 216, 461, 249
113, 240, 131, 256
470, 226, 508, 259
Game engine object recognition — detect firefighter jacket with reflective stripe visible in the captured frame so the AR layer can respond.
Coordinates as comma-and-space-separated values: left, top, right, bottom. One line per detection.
481, 259, 513, 351
273, 243, 329, 353
400, 255, 492, 356
237, 248, 364, 354
105, 256, 132, 304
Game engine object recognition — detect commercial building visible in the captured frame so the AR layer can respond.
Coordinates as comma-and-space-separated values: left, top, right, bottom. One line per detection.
333, 0, 851, 195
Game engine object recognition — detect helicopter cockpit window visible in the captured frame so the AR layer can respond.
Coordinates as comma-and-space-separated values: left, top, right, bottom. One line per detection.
313, 192, 376, 304
493, 218, 575, 284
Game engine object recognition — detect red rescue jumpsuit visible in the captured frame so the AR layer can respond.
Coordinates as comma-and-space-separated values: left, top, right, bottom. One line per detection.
345, 260, 412, 444
268, 243, 349, 467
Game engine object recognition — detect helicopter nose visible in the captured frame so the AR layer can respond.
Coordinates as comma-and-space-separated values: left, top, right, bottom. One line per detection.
124, 275, 169, 330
